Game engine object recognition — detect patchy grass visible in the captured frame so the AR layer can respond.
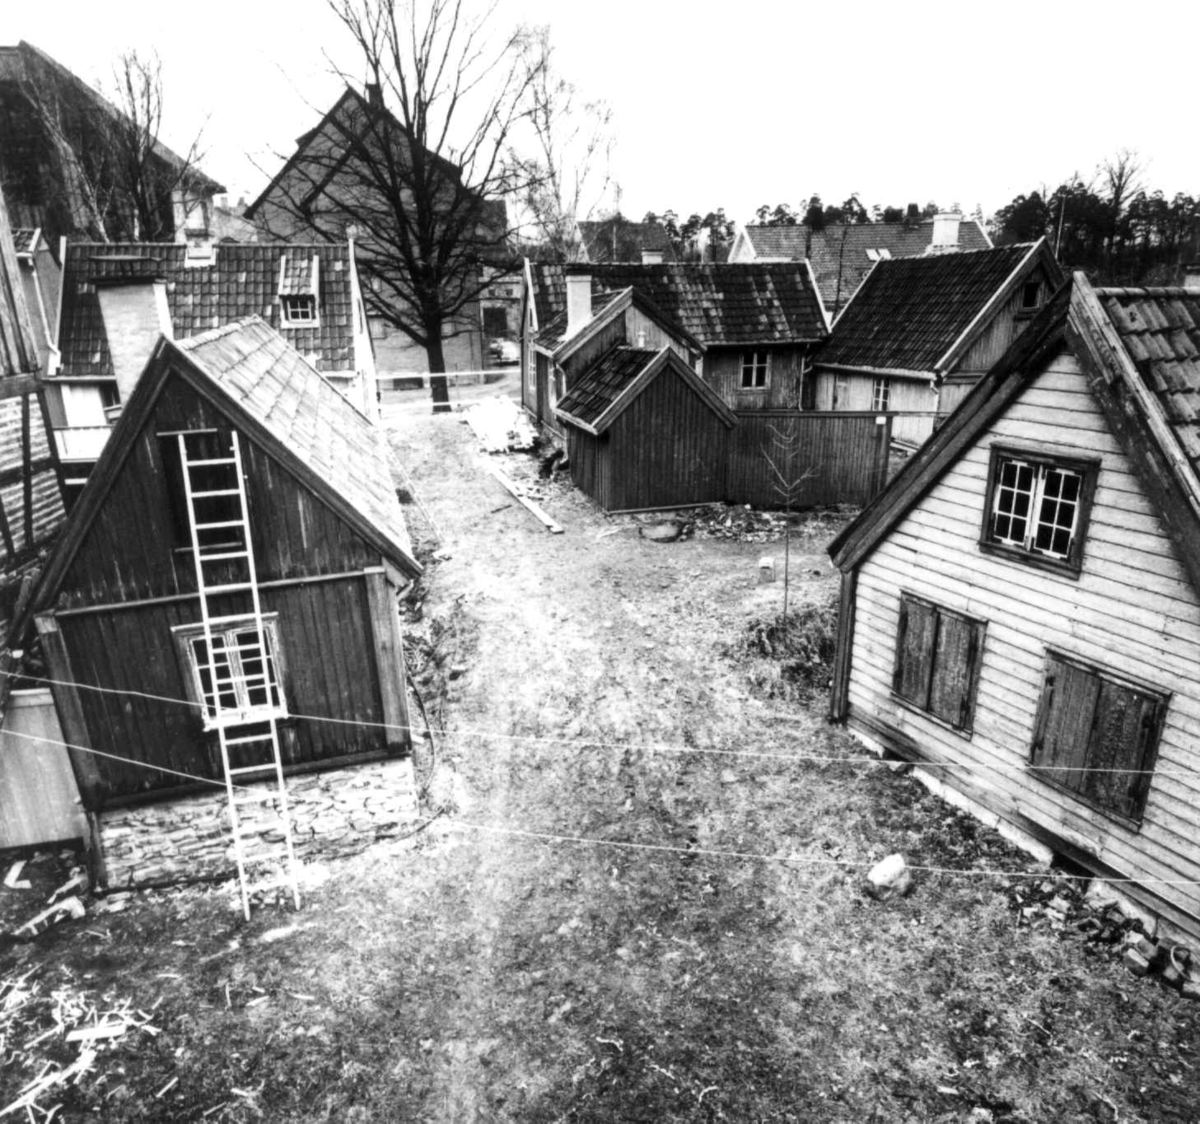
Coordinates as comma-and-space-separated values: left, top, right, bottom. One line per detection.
727, 589, 839, 701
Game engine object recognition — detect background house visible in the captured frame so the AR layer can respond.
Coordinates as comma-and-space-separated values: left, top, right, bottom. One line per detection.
48, 238, 377, 499
729, 212, 993, 317
245, 85, 513, 377
576, 215, 678, 264
828, 275, 1200, 940
0, 41, 223, 247
34, 316, 420, 887
812, 240, 1063, 446
521, 261, 828, 426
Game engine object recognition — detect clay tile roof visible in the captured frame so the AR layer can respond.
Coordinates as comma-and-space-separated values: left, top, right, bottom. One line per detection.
744, 219, 993, 307
557, 346, 659, 426
817, 244, 1039, 374
1096, 287, 1200, 482
11, 228, 36, 255
532, 263, 826, 348
176, 317, 414, 569
278, 252, 317, 296
58, 242, 358, 376
535, 290, 623, 352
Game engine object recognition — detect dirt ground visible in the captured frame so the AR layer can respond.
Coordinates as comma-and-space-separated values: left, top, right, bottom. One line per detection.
3, 387, 1200, 1122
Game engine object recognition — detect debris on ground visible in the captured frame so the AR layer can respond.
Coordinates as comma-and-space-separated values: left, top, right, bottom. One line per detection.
13, 896, 86, 940
483, 460, 563, 533
639, 520, 682, 543
727, 593, 839, 701
3, 862, 31, 890
0, 967, 163, 1119
462, 396, 537, 452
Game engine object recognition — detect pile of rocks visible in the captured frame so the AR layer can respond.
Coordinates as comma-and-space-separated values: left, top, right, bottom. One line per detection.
1007, 874, 1200, 998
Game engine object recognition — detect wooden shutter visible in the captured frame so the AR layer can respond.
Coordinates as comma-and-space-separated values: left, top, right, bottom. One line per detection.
893, 596, 937, 707
1084, 681, 1162, 821
1030, 656, 1100, 792
929, 612, 981, 730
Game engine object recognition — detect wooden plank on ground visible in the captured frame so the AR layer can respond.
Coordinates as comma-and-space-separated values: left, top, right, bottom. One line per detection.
483, 462, 563, 534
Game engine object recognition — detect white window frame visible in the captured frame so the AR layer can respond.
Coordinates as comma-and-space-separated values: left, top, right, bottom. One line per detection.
740, 349, 770, 390
871, 376, 890, 412
280, 294, 319, 327
172, 615, 287, 730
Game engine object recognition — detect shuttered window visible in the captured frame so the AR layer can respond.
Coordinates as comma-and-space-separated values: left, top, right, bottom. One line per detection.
892, 595, 985, 733
1030, 653, 1165, 823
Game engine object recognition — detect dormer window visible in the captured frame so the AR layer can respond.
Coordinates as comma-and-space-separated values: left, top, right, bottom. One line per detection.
278, 253, 320, 328
281, 294, 318, 325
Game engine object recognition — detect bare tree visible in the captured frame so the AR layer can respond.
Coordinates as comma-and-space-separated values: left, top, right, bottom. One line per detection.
255, 0, 539, 412
14, 45, 209, 243
1101, 148, 1146, 266
509, 26, 612, 261
763, 421, 813, 631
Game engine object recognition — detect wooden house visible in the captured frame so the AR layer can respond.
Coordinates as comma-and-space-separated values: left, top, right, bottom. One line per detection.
729, 211, 994, 317
521, 261, 828, 427
576, 216, 679, 264
828, 274, 1200, 939
813, 240, 1062, 447
48, 239, 378, 498
32, 316, 421, 887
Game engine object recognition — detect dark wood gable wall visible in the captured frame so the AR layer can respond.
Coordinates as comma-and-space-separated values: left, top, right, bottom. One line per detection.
41, 366, 409, 811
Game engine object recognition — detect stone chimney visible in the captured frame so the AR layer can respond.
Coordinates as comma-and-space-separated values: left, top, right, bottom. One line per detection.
931, 211, 963, 249
95, 275, 174, 403
641, 250, 664, 265
566, 272, 591, 337
1184, 261, 1200, 289
365, 82, 382, 108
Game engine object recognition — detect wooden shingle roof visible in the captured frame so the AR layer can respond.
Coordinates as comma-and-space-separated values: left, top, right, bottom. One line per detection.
59, 242, 359, 377
817, 243, 1051, 375
744, 219, 993, 308
530, 263, 826, 348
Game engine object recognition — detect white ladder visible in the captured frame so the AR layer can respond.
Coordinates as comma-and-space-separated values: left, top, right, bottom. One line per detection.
177, 429, 301, 920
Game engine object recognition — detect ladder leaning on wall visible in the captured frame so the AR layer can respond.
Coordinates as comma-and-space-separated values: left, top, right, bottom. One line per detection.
177, 429, 301, 920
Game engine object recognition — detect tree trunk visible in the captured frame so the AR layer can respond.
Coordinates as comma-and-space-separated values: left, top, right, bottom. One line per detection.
425, 328, 451, 415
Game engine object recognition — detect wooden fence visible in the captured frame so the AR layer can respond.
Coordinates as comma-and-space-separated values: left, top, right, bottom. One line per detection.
0, 688, 85, 849
726, 411, 893, 509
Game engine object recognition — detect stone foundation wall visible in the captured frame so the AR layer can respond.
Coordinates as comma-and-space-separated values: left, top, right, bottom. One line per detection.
98, 758, 419, 889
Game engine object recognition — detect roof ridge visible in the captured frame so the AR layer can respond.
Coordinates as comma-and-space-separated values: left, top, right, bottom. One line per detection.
176, 316, 263, 350
1096, 286, 1200, 298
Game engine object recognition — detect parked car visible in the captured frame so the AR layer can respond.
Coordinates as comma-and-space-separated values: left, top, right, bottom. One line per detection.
488, 338, 520, 365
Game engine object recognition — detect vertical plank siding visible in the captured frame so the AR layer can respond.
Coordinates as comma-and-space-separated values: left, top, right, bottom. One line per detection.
847, 350, 1200, 932
56, 574, 392, 807
726, 412, 891, 508
50, 375, 381, 609
0, 689, 85, 847
706, 347, 807, 410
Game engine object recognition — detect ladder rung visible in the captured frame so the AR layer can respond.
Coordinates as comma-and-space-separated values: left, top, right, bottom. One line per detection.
192, 488, 242, 498
194, 520, 246, 530
198, 550, 249, 562
186, 457, 237, 467
229, 763, 279, 777
202, 582, 256, 595
233, 791, 281, 805
206, 613, 257, 625
224, 732, 276, 746
243, 877, 294, 895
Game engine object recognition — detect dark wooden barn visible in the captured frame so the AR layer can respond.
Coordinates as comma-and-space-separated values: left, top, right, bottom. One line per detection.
556, 345, 736, 512
32, 317, 421, 827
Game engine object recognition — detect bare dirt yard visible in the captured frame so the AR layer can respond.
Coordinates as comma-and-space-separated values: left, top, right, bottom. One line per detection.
4, 384, 1200, 1122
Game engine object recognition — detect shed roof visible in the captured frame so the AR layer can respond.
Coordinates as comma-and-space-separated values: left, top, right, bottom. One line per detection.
817, 242, 1051, 375
37, 317, 419, 605
529, 262, 827, 348
11, 228, 37, 256
556, 344, 736, 436
742, 218, 993, 307
58, 241, 361, 377
0, 194, 38, 377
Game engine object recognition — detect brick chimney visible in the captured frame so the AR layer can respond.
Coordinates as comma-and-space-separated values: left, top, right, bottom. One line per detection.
931, 211, 963, 250
1184, 262, 1200, 289
95, 274, 174, 402
641, 250, 664, 265
566, 272, 591, 337
365, 82, 382, 107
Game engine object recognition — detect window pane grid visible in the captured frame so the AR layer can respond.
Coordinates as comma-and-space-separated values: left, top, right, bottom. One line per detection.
189, 623, 284, 724
989, 457, 1083, 560
740, 350, 768, 388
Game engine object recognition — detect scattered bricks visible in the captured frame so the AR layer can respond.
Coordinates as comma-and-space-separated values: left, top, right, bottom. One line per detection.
1124, 949, 1153, 977
1162, 962, 1188, 990
1182, 980, 1200, 1002
1076, 917, 1102, 936
1134, 935, 1169, 969
1047, 894, 1073, 916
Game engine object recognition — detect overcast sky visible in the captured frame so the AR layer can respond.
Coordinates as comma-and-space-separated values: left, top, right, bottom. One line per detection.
13, 0, 1200, 227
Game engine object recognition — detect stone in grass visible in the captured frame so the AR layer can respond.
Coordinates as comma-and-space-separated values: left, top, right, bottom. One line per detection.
640, 521, 682, 543
865, 853, 913, 901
